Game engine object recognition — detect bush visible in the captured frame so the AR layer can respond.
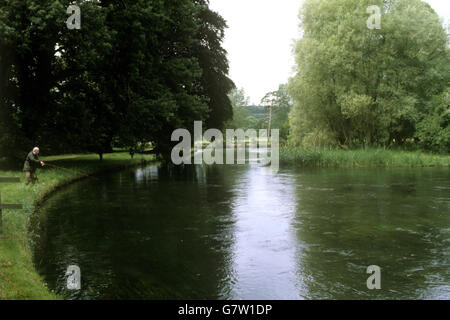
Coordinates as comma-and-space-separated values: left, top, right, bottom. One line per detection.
416, 89, 450, 154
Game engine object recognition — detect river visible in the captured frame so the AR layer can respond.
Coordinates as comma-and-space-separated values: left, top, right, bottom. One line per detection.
32, 163, 450, 299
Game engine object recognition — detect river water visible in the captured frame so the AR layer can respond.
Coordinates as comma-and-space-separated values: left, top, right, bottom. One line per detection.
33, 163, 450, 299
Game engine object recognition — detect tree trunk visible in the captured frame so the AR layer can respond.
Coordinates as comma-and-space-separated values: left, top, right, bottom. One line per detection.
99, 153, 103, 161
268, 105, 273, 138
365, 132, 371, 150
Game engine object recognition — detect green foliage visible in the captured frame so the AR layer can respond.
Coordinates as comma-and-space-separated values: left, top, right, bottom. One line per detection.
415, 88, 450, 153
225, 88, 260, 130
288, 0, 449, 150
225, 85, 293, 139
0, 0, 234, 161
228, 87, 250, 108
246, 105, 266, 120
265, 84, 292, 141
194, 1, 235, 129
280, 147, 450, 167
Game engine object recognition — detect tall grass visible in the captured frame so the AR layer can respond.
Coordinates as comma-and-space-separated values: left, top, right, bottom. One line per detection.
0, 152, 154, 299
279, 147, 450, 167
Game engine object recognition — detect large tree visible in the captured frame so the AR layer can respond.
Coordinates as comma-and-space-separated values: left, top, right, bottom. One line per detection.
192, 0, 235, 130
288, 0, 449, 149
0, 0, 71, 160
0, 0, 235, 162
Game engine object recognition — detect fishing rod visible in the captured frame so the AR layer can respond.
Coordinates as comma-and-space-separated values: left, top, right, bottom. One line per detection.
45, 163, 100, 181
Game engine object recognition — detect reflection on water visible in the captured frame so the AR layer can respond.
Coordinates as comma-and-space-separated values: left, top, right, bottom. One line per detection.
33, 164, 450, 300
227, 167, 301, 299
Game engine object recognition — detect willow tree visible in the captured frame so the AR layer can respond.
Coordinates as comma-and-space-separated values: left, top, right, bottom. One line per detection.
288, 0, 449, 148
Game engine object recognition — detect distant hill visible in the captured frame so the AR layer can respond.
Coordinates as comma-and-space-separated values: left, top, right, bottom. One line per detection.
245, 105, 266, 120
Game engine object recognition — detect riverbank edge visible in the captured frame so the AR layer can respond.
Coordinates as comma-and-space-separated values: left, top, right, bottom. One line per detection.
33, 158, 154, 209
279, 147, 450, 167
0, 153, 155, 299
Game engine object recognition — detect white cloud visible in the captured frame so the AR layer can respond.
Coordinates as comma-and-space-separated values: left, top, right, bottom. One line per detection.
209, 0, 450, 105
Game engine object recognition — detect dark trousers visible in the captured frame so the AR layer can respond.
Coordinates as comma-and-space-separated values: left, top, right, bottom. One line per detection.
25, 171, 37, 185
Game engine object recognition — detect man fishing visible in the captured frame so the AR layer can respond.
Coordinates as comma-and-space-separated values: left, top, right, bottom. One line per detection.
23, 147, 45, 185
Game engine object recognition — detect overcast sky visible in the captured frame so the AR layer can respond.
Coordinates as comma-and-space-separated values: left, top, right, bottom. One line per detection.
209, 0, 450, 105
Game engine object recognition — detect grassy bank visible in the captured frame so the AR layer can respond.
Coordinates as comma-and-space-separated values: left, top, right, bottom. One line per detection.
0, 152, 154, 299
279, 147, 450, 167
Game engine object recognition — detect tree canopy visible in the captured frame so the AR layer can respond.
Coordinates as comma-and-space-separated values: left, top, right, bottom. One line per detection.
0, 0, 234, 162
288, 0, 449, 151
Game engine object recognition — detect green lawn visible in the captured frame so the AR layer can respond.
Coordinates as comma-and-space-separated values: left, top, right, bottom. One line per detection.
0, 152, 154, 299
